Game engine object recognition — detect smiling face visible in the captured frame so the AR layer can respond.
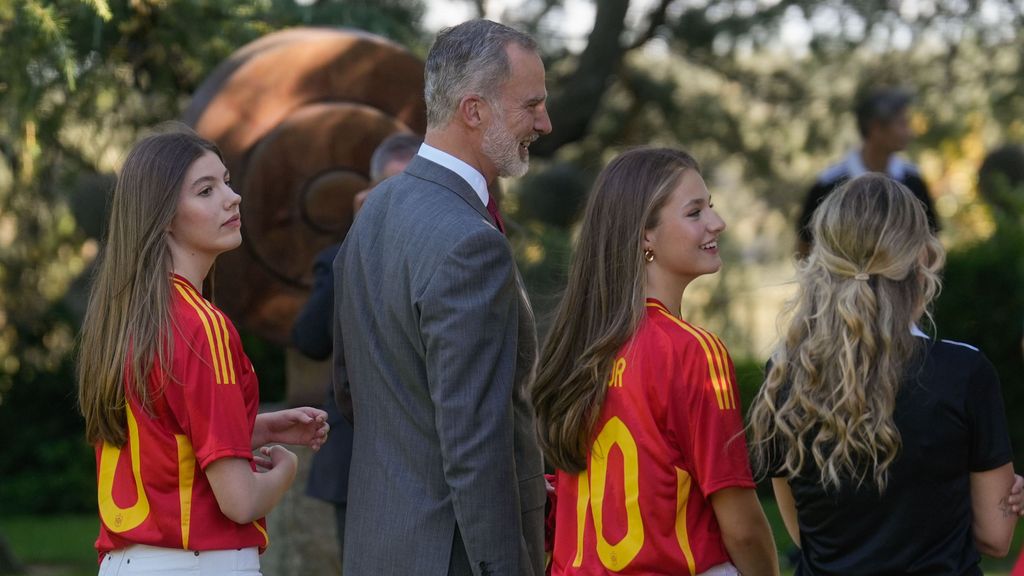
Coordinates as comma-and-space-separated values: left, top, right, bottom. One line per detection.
481, 43, 551, 178
643, 169, 726, 291
166, 150, 241, 266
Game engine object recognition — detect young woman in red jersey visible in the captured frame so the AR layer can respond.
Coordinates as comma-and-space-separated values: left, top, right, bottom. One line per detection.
531, 147, 778, 575
78, 127, 328, 574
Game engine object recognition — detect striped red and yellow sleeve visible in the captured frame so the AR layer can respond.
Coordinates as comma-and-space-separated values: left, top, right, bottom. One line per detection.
170, 276, 253, 470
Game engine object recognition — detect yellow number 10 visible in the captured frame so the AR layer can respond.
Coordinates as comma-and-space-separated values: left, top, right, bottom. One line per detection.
573, 416, 645, 570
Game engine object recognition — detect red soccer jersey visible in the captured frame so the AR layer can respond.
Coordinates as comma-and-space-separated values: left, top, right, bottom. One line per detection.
94, 275, 267, 557
550, 299, 755, 575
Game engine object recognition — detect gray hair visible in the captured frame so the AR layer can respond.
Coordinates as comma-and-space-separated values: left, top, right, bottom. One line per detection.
369, 132, 423, 180
424, 19, 537, 129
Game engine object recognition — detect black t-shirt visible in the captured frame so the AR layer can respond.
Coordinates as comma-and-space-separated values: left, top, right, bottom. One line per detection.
770, 337, 1012, 575
797, 153, 939, 246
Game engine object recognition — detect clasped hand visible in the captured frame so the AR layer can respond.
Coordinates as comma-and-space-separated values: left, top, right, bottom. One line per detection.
252, 406, 329, 452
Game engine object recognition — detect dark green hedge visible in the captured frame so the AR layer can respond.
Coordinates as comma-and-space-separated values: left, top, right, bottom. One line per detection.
934, 224, 1024, 465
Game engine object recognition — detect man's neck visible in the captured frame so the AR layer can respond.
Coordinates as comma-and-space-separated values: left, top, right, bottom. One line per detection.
860, 141, 892, 173
425, 128, 496, 184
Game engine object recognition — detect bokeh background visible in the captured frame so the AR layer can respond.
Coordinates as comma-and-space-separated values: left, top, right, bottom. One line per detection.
2, 0, 1023, 573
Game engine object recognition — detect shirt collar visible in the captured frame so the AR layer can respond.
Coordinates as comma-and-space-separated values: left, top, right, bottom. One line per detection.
845, 149, 908, 180
417, 143, 490, 207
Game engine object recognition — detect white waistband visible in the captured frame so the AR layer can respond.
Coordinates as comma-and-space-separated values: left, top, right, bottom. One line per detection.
101, 544, 260, 575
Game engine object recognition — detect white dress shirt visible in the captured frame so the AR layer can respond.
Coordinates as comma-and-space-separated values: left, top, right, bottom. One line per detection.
417, 143, 490, 207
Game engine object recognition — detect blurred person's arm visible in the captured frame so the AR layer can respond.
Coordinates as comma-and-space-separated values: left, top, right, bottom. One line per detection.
290, 246, 337, 360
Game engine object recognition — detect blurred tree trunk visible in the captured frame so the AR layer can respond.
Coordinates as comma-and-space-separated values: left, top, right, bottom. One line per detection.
0, 532, 25, 574
533, 0, 630, 156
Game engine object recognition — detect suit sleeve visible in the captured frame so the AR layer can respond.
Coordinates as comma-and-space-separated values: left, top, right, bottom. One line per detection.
331, 244, 354, 424
419, 227, 522, 576
291, 245, 338, 361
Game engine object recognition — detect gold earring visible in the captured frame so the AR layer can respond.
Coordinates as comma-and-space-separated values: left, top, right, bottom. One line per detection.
644, 249, 655, 263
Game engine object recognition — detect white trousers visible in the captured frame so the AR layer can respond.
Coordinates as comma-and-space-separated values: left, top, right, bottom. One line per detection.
98, 544, 261, 576
699, 562, 740, 576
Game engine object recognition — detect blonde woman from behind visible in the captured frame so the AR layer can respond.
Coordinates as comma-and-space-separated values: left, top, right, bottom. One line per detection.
749, 173, 1022, 574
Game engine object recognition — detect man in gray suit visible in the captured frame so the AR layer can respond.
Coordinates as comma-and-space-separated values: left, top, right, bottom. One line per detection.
333, 19, 552, 576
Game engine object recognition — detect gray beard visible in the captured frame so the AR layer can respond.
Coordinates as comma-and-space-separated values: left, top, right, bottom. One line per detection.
483, 123, 529, 178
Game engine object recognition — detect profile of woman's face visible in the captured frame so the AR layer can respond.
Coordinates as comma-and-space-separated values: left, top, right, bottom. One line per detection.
166, 151, 242, 261
643, 170, 727, 286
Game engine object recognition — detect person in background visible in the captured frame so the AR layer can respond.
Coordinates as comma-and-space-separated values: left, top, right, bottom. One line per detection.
290, 131, 421, 567
351, 132, 424, 214
751, 173, 1022, 574
77, 126, 328, 575
796, 86, 939, 259
532, 147, 779, 576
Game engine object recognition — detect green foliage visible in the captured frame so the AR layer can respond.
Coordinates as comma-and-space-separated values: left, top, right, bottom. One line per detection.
934, 211, 1024, 463
0, 515, 97, 574
4, 0, 1024, 520
0, 0, 427, 517
0, 347, 94, 515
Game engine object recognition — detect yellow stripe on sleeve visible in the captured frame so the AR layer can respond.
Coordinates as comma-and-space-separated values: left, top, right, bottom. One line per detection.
695, 326, 735, 410
212, 308, 236, 384
189, 293, 232, 385
174, 283, 225, 384
654, 309, 731, 410
708, 333, 736, 410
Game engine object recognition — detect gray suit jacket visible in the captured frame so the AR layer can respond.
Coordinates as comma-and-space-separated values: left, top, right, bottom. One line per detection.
333, 156, 547, 576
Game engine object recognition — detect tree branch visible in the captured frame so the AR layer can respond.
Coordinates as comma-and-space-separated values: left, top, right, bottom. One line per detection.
627, 0, 672, 50
532, 0, 631, 156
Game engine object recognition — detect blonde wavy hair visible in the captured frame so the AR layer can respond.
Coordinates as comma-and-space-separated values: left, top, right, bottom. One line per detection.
749, 173, 944, 492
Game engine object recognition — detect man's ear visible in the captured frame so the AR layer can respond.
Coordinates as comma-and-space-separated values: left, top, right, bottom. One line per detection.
457, 94, 486, 128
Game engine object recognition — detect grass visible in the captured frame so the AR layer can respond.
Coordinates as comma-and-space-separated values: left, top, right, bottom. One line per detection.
0, 515, 97, 576
1, 509, 1021, 575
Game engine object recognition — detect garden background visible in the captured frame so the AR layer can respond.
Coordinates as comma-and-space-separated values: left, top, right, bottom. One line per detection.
2, 0, 1023, 573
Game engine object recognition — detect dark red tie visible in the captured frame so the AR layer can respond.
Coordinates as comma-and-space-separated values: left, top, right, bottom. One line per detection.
486, 195, 506, 235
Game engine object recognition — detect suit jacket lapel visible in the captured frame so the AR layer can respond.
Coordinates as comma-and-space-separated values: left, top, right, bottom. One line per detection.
405, 156, 496, 226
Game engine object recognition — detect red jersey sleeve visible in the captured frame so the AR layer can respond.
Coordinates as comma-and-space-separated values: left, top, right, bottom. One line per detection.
170, 282, 254, 470
666, 325, 754, 497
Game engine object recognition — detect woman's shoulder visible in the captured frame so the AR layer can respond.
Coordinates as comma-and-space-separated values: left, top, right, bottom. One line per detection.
644, 305, 728, 353
639, 308, 732, 376
924, 336, 988, 368
169, 277, 239, 341
915, 336, 997, 394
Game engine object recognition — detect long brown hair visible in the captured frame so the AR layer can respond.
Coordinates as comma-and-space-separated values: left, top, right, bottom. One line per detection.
530, 147, 700, 473
748, 174, 944, 492
78, 127, 221, 446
